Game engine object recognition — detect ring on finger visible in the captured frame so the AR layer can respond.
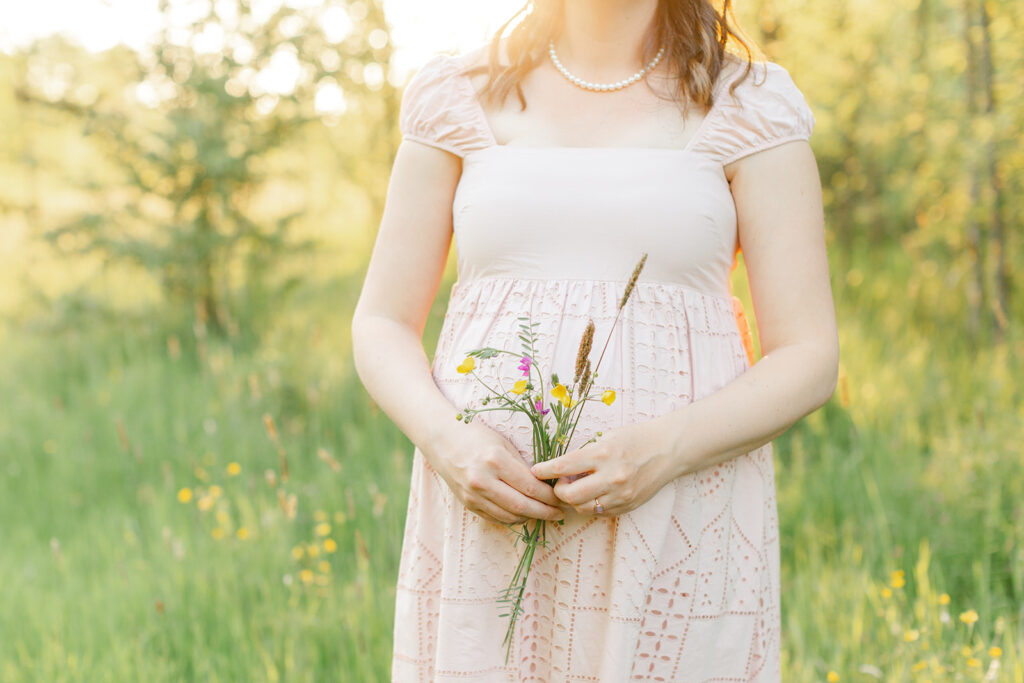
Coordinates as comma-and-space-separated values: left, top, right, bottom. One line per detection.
593, 497, 605, 514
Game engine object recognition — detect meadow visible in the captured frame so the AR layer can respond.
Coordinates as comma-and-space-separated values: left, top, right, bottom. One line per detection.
1, 245, 1021, 682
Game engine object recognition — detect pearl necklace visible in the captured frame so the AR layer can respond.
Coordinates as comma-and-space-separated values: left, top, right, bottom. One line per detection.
548, 40, 666, 92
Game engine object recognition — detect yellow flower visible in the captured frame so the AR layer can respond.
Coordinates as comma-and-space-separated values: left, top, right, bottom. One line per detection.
307, 543, 320, 558
827, 672, 839, 682
967, 658, 981, 668
911, 661, 927, 673
291, 545, 304, 560
903, 629, 919, 642
989, 646, 1002, 658
959, 609, 979, 625
196, 495, 214, 512
511, 379, 528, 395
315, 522, 331, 536
961, 645, 973, 657
226, 462, 241, 476
300, 569, 314, 583
551, 383, 569, 407
890, 570, 905, 588
318, 560, 330, 573
177, 487, 193, 503
314, 509, 328, 522
211, 528, 225, 539
456, 357, 475, 374
236, 527, 249, 540
938, 593, 950, 605
881, 587, 892, 598
208, 485, 223, 498
602, 390, 616, 406
323, 538, 338, 553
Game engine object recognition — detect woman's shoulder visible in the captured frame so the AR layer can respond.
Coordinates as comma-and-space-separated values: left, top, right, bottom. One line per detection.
398, 45, 497, 158
693, 54, 817, 166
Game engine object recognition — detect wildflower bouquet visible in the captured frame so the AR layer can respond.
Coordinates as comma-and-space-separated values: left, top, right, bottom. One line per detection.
453, 253, 648, 664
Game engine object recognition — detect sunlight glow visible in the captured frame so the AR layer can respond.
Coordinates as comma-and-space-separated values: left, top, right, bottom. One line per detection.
0, 0, 527, 75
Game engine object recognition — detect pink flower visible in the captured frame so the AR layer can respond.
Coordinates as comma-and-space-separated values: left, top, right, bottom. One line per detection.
534, 398, 549, 415
518, 355, 532, 377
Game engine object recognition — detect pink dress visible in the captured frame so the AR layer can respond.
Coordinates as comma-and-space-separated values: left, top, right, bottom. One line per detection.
391, 50, 816, 682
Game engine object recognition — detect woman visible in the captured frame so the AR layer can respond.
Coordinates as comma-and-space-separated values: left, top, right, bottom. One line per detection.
351, 0, 838, 679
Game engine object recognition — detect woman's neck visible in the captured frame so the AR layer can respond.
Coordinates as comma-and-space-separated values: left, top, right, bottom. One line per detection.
557, 0, 660, 77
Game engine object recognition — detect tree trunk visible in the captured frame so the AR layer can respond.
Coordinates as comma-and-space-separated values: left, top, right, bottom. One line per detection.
962, 0, 988, 342
977, 0, 1010, 339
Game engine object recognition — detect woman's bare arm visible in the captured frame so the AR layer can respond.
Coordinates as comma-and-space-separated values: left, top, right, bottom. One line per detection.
351, 140, 564, 525
660, 139, 839, 474
351, 140, 463, 451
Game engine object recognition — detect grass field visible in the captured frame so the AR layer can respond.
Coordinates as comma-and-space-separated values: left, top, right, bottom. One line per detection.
1, 253, 1022, 682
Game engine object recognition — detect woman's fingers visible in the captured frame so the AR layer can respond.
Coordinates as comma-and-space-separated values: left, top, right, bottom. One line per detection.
469, 496, 526, 526
530, 449, 595, 480
488, 479, 565, 522
496, 453, 564, 509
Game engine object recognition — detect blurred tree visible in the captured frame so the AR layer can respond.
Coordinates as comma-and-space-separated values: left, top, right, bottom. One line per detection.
14, 0, 398, 338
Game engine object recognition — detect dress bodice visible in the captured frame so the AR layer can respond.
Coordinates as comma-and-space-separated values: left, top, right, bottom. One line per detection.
398, 48, 816, 318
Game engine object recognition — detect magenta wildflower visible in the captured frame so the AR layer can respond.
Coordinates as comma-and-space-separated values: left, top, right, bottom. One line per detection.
534, 398, 549, 416
517, 355, 533, 377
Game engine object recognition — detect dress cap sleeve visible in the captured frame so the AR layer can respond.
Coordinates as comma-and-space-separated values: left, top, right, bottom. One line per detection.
399, 53, 494, 158
696, 60, 816, 166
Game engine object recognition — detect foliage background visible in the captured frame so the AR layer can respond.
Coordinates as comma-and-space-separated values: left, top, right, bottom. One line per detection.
0, 0, 1021, 680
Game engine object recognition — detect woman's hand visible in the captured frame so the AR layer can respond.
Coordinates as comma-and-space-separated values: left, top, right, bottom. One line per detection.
529, 417, 679, 517
424, 420, 567, 527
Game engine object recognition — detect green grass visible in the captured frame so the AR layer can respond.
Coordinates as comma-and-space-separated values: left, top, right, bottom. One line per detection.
0, 257, 1021, 681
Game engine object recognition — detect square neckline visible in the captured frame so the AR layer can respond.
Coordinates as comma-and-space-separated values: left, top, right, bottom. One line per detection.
448, 54, 732, 157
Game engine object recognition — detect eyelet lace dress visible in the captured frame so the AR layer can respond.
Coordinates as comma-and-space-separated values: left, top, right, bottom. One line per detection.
390, 49, 816, 683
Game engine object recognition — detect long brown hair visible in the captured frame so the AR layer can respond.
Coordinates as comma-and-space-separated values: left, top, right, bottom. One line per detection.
459, 0, 763, 119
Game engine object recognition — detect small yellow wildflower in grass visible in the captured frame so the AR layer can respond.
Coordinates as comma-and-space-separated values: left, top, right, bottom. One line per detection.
959, 609, 979, 625
966, 658, 981, 668
211, 528, 225, 539
318, 561, 330, 573
551, 383, 569, 407
300, 569, 314, 584
315, 523, 331, 537
208, 485, 223, 498
226, 462, 241, 476
989, 646, 1002, 658
196, 495, 214, 512
890, 570, 905, 588
911, 661, 927, 673
827, 672, 839, 682
456, 357, 475, 374
307, 543, 320, 558
511, 379, 528, 395
904, 629, 919, 642
881, 587, 893, 598
291, 545, 304, 560
333, 511, 346, 524
961, 646, 973, 657
314, 509, 328, 522
177, 487, 193, 503
602, 390, 616, 405
323, 538, 338, 553
938, 593, 950, 605
236, 527, 249, 540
